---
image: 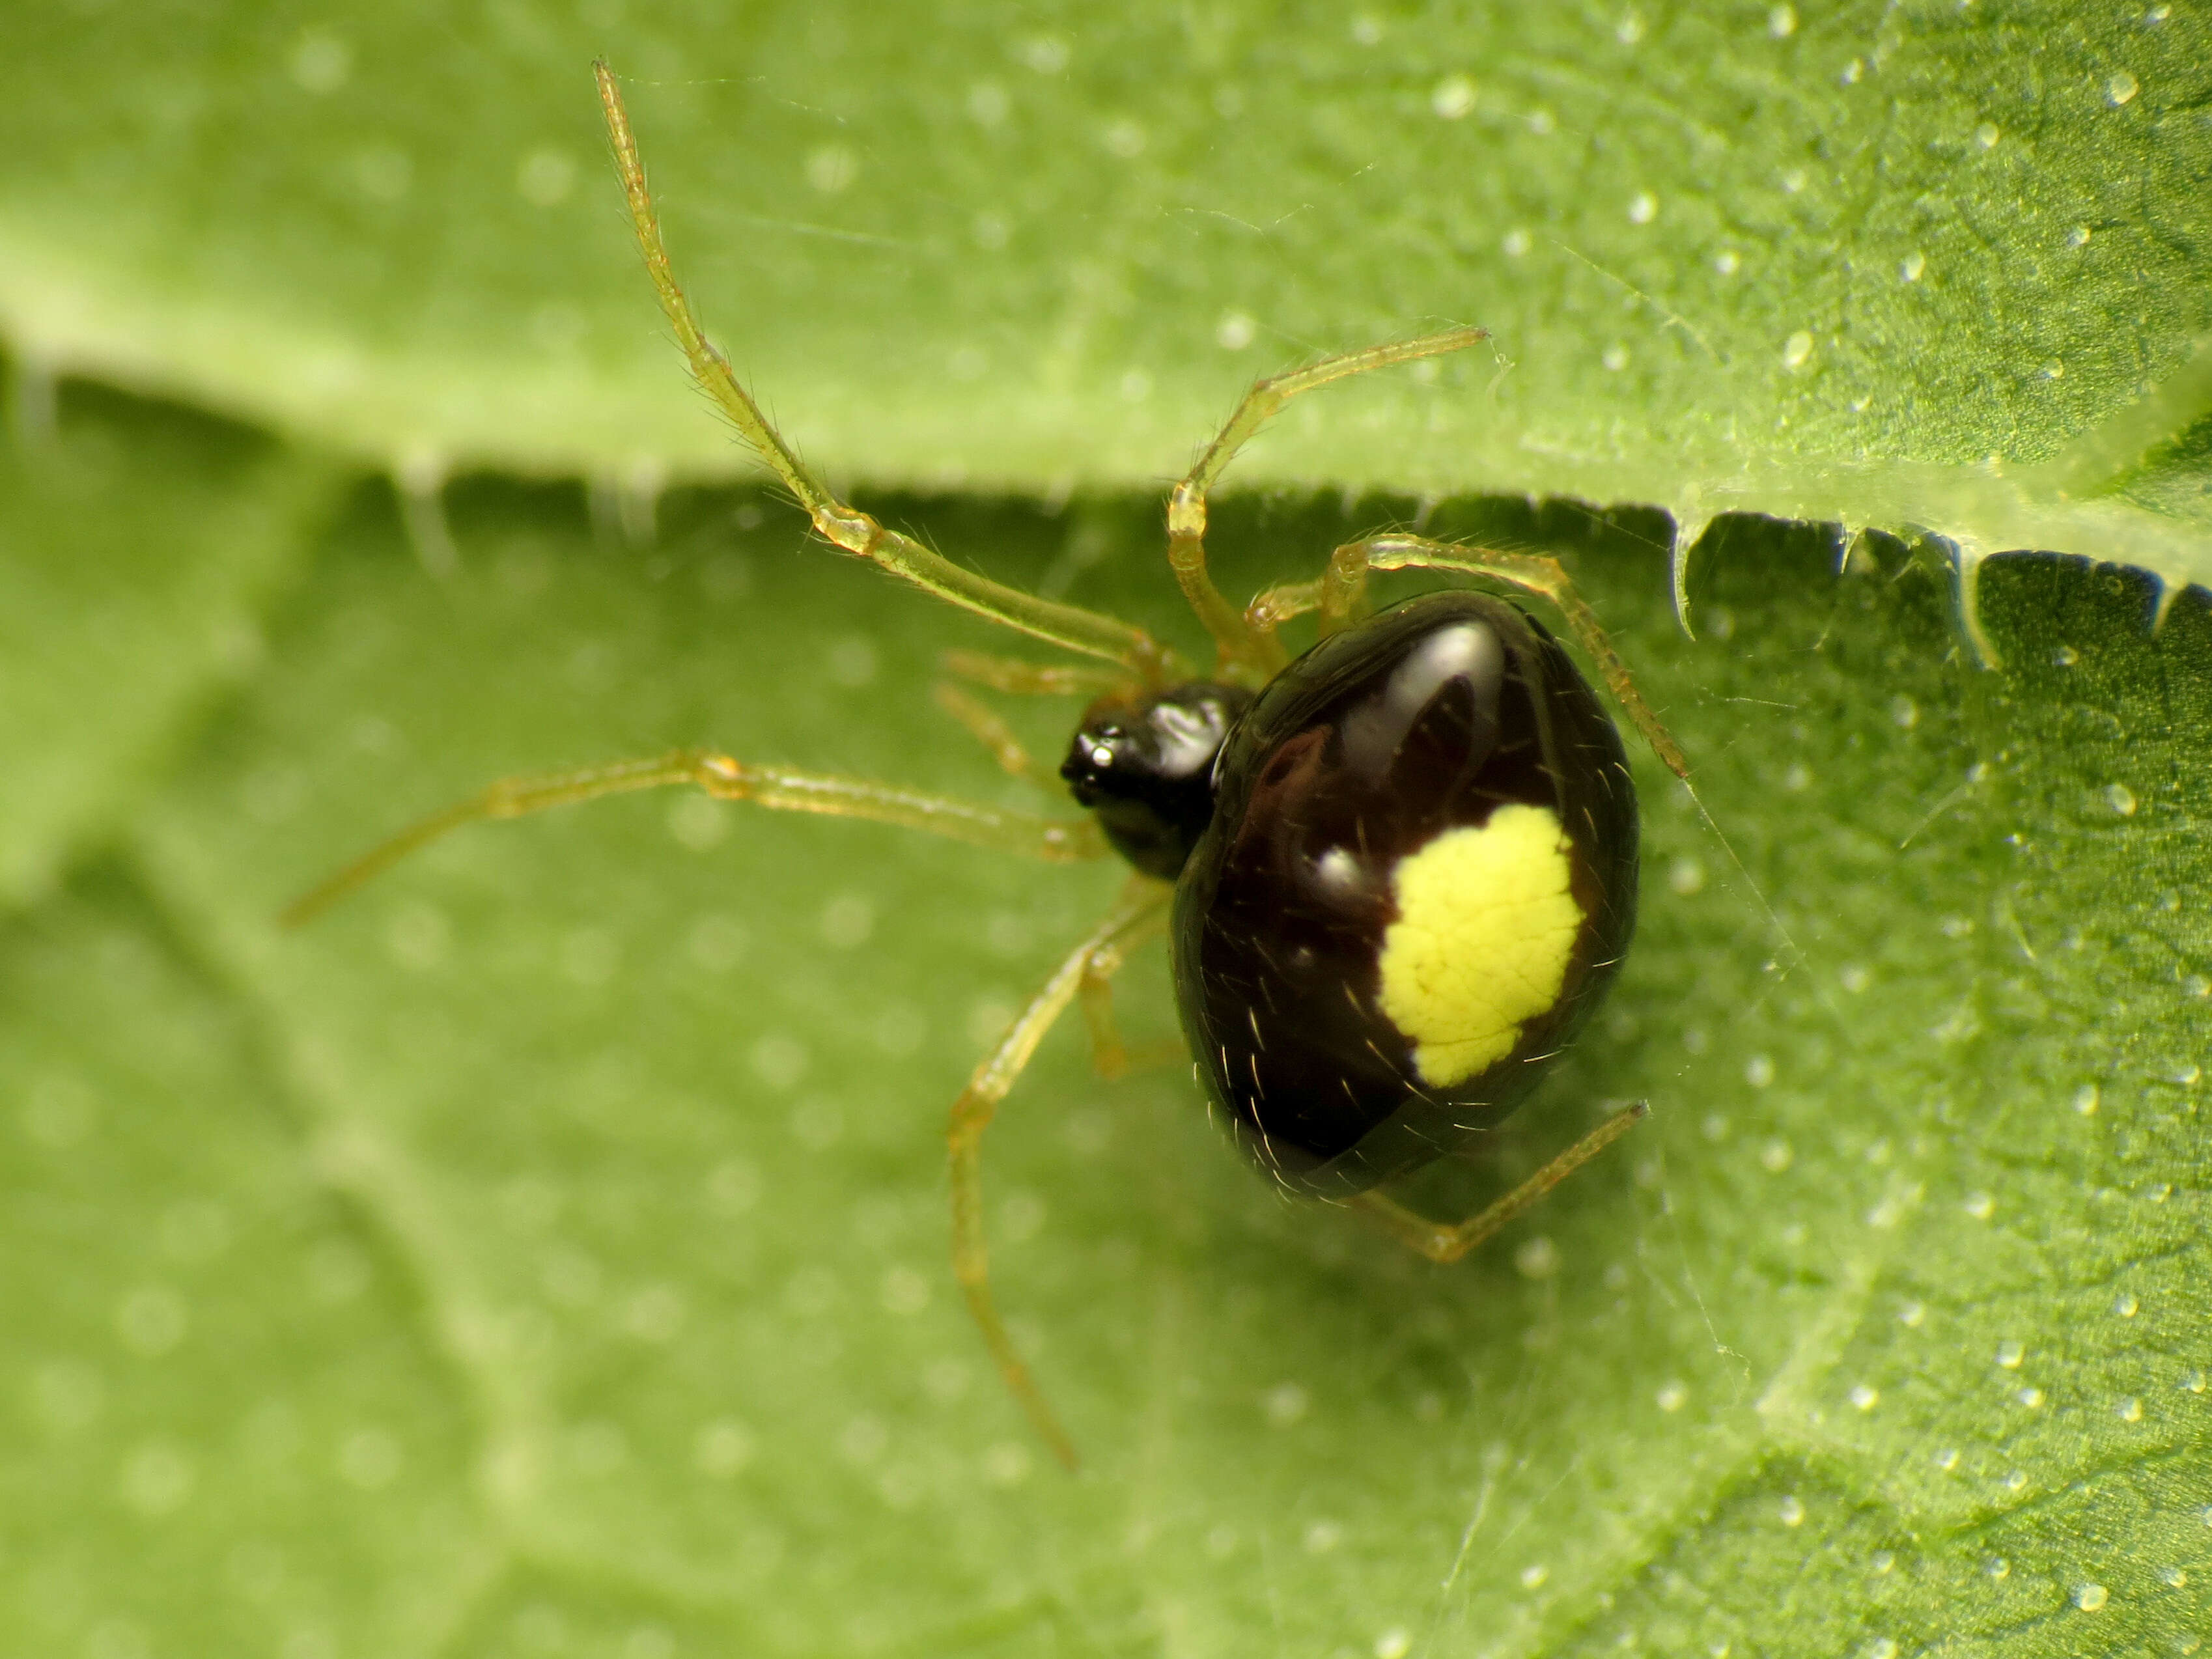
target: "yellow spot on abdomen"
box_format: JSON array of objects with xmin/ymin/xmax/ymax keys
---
[{"xmin": 1377, "ymin": 803, "xmax": 1582, "ymax": 1089}]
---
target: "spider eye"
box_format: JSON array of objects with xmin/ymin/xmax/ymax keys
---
[{"xmin": 1062, "ymin": 684, "xmax": 1252, "ymax": 881}]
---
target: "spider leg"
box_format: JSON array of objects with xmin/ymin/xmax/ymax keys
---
[
  {"xmin": 593, "ymin": 63, "xmax": 1183, "ymax": 687},
  {"xmin": 934, "ymin": 682, "xmax": 1039, "ymax": 781},
  {"xmin": 1348, "ymin": 1103, "xmax": 1647, "ymax": 1264},
  {"xmin": 281, "ymin": 749, "xmax": 1107, "ymax": 926},
  {"xmin": 948, "ymin": 880, "xmax": 1171, "ymax": 1467},
  {"xmin": 1311, "ymin": 535, "xmax": 1690, "ymax": 779},
  {"xmin": 1242, "ymin": 542, "xmax": 1383, "ymax": 652},
  {"xmin": 940, "ymin": 649, "xmax": 1138, "ymax": 701},
  {"xmin": 1241, "ymin": 577, "xmax": 1320, "ymax": 653},
  {"xmin": 1243, "ymin": 537, "xmax": 1379, "ymax": 648},
  {"xmin": 1164, "ymin": 328, "xmax": 1488, "ymax": 683},
  {"xmin": 1077, "ymin": 902, "xmax": 1177, "ymax": 1079}
]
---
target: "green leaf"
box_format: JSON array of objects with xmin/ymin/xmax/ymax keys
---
[
  {"xmin": 0, "ymin": 382, "xmax": 338, "ymax": 905},
  {"xmin": 2, "ymin": 5, "xmax": 2208, "ymax": 578},
  {"xmin": 1, "ymin": 869, "xmax": 484, "ymax": 1654},
  {"xmin": 72, "ymin": 465, "xmax": 2198, "ymax": 1655},
  {"xmin": 5, "ymin": 3, "xmax": 2210, "ymax": 1650}
]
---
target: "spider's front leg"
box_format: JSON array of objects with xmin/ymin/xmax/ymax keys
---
[
  {"xmin": 593, "ymin": 61, "xmax": 1184, "ymax": 688},
  {"xmin": 1163, "ymin": 329, "xmax": 1489, "ymax": 684}
]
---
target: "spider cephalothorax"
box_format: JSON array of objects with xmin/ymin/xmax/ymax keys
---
[{"xmin": 1058, "ymin": 682, "xmax": 1250, "ymax": 880}]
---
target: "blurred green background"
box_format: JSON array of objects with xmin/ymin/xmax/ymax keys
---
[{"xmin": 3, "ymin": 4, "xmax": 2211, "ymax": 1656}]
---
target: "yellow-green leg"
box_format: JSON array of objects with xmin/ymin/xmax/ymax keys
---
[
  {"xmin": 1077, "ymin": 904, "xmax": 1179, "ymax": 1080},
  {"xmin": 1255, "ymin": 534, "xmax": 1692, "ymax": 780},
  {"xmin": 282, "ymin": 749, "xmax": 1107, "ymax": 926},
  {"xmin": 938, "ymin": 650, "xmax": 1136, "ymax": 701},
  {"xmin": 1350, "ymin": 1102, "xmax": 1648, "ymax": 1264},
  {"xmin": 1164, "ymin": 328, "xmax": 1491, "ymax": 684},
  {"xmin": 947, "ymin": 881, "xmax": 1171, "ymax": 1467},
  {"xmin": 593, "ymin": 63, "xmax": 1184, "ymax": 688},
  {"xmin": 933, "ymin": 682, "xmax": 1041, "ymax": 782}
]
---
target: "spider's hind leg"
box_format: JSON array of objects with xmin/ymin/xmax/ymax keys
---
[{"xmin": 1349, "ymin": 1102, "xmax": 1647, "ymax": 1264}]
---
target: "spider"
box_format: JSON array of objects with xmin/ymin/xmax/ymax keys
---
[{"xmin": 285, "ymin": 61, "xmax": 1694, "ymax": 1470}]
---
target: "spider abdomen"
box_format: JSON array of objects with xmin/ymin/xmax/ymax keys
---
[{"xmin": 1170, "ymin": 591, "xmax": 1639, "ymax": 1199}]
